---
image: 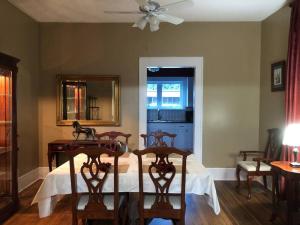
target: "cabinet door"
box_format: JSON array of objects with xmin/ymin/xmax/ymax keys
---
[
  {"xmin": 174, "ymin": 124, "xmax": 194, "ymax": 150},
  {"xmin": 0, "ymin": 69, "xmax": 13, "ymax": 211},
  {"xmin": 173, "ymin": 124, "xmax": 184, "ymax": 149},
  {"xmin": 185, "ymin": 124, "xmax": 194, "ymax": 150}
]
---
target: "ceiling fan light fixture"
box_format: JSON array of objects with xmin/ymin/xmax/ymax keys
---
[
  {"xmin": 150, "ymin": 22, "xmax": 160, "ymax": 32},
  {"xmin": 149, "ymin": 15, "xmax": 160, "ymax": 32},
  {"xmin": 149, "ymin": 15, "xmax": 159, "ymax": 25},
  {"xmin": 133, "ymin": 16, "xmax": 148, "ymax": 30}
]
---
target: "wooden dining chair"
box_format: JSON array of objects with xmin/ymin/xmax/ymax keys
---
[
  {"xmin": 140, "ymin": 130, "xmax": 177, "ymax": 148},
  {"xmin": 67, "ymin": 146, "xmax": 128, "ymax": 225},
  {"xmin": 95, "ymin": 131, "xmax": 132, "ymax": 151},
  {"xmin": 96, "ymin": 139, "xmax": 122, "ymax": 152},
  {"xmin": 236, "ymin": 128, "xmax": 283, "ymax": 199},
  {"xmin": 133, "ymin": 147, "xmax": 191, "ymax": 225}
]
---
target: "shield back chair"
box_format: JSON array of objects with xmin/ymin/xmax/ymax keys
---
[
  {"xmin": 67, "ymin": 146, "xmax": 128, "ymax": 225},
  {"xmin": 134, "ymin": 147, "xmax": 191, "ymax": 225},
  {"xmin": 140, "ymin": 130, "xmax": 177, "ymax": 148},
  {"xmin": 236, "ymin": 128, "xmax": 283, "ymax": 199},
  {"xmin": 95, "ymin": 131, "xmax": 131, "ymax": 151}
]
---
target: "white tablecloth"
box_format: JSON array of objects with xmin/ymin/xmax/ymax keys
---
[{"xmin": 32, "ymin": 153, "xmax": 220, "ymax": 218}]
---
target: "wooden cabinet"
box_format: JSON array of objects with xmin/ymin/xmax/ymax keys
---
[
  {"xmin": 147, "ymin": 123, "xmax": 194, "ymax": 151},
  {"xmin": 0, "ymin": 52, "xmax": 19, "ymax": 223}
]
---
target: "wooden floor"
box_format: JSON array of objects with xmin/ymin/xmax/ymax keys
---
[{"xmin": 2, "ymin": 180, "xmax": 286, "ymax": 225}]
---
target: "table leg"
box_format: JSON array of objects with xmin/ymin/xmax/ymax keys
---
[
  {"xmin": 48, "ymin": 152, "xmax": 53, "ymax": 172},
  {"xmin": 287, "ymin": 179, "xmax": 294, "ymax": 225},
  {"xmin": 55, "ymin": 153, "xmax": 59, "ymax": 168},
  {"xmin": 276, "ymin": 174, "xmax": 280, "ymax": 204},
  {"xmin": 271, "ymin": 172, "xmax": 278, "ymax": 221}
]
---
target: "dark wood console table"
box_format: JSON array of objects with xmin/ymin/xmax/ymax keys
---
[
  {"xmin": 271, "ymin": 161, "xmax": 300, "ymax": 225},
  {"xmin": 48, "ymin": 140, "xmax": 98, "ymax": 171}
]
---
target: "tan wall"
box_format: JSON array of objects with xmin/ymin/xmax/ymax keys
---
[
  {"xmin": 39, "ymin": 22, "xmax": 261, "ymax": 168},
  {"xmin": 0, "ymin": 1, "xmax": 291, "ymax": 172},
  {"xmin": 0, "ymin": 1, "xmax": 39, "ymax": 175},
  {"xmin": 259, "ymin": 7, "xmax": 291, "ymax": 148}
]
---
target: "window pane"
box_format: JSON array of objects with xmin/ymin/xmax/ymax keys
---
[
  {"xmin": 162, "ymin": 83, "xmax": 182, "ymax": 108},
  {"xmin": 147, "ymin": 84, "xmax": 157, "ymax": 108},
  {"xmin": 147, "ymin": 97, "xmax": 157, "ymax": 107},
  {"xmin": 162, "ymin": 83, "xmax": 180, "ymax": 93},
  {"xmin": 147, "ymin": 84, "xmax": 157, "ymax": 97}
]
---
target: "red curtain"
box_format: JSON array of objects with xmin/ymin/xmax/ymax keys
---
[{"xmin": 282, "ymin": 0, "xmax": 300, "ymax": 162}]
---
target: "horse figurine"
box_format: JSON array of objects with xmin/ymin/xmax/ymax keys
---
[{"xmin": 72, "ymin": 121, "xmax": 96, "ymax": 140}]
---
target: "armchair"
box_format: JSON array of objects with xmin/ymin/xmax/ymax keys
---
[{"xmin": 236, "ymin": 128, "xmax": 282, "ymax": 199}]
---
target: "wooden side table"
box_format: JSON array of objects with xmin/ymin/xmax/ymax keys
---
[
  {"xmin": 48, "ymin": 140, "xmax": 98, "ymax": 171},
  {"xmin": 271, "ymin": 161, "xmax": 300, "ymax": 225}
]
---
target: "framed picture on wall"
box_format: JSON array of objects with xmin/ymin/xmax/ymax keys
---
[{"xmin": 271, "ymin": 61, "xmax": 286, "ymax": 92}]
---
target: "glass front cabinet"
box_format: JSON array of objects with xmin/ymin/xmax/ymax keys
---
[{"xmin": 0, "ymin": 53, "xmax": 19, "ymax": 222}]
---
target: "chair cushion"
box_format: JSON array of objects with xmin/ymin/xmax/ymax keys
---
[
  {"xmin": 77, "ymin": 194, "xmax": 125, "ymax": 210},
  {"xmin": 238, "ymin": 161, "xmax": 271, "ymax": 172},
  {"xmin": 144, "ymin": 195, "xmax": 181, "ymax": 210}
]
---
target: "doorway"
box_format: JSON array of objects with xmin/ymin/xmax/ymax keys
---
[{"xmin": 139, "ymin": 57, "xmax": 203, "ymax": 162}]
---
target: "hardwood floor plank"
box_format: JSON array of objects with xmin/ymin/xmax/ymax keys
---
[{"xmin": 2, "ymin": 180, "xmax": 285, "ymax": 225}]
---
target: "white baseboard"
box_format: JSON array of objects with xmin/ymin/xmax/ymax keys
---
[
  {"xmin": 18, "ymin": 168, "xmax": 40, "ymax": 192},
  {"xmin": 18, "ymin": 167, "xmax": 54, "ymax": 192},
  {"xmin": 207, "ymin": 168, "xmax": 246, "ymax": 181},
  {"xmin": 207, "ymin": 168, "xmax": 272, "ymax": 190}
]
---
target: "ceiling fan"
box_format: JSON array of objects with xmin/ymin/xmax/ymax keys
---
[{"xmin": 104, "ymin": 0, "xmax": 189, "ymax": 32}]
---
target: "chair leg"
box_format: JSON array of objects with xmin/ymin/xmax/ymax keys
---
[
  {"xmin": 263, "ymin": 175, "xmax": 268, "ymax": 189},
  {"xmin": 174, "ymin": 219, "xmax": 185, "ymax": 225},
  {"xmin": 247, "ymin": 175, "xmax": 252, "ymax": 200},
  {"xmin": 180, "ymin": 219, "xmax": 185, "ymax": 225},
  {"xmin": 121, "ymin": 204, "xmax": 129, "ymax": 225},
  {"xmin": 114, "ymin": 213, "xmax": 119, "ymax": 225},
  {"xmin": 72, "ymin": 213, "xmax": 78, "ymax": 225},
  {"xmin": 136, "ymin": 200, "xmax": 144, "ymax": 225},
  {"xmin": 145, "ymin": 218, "xmax": 153, "ymax": 225},
  {"xmin": 236, "ymin": 165, "xmax": 241, "ymax": 190},
  {"xmin": 139, "ymin": 216, "xmax": 144, "ymax": 225}
]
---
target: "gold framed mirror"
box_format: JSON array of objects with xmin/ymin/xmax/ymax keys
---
[{"xmin": 56, "ymin": 75, "xmax": 120, "ymax": 126}]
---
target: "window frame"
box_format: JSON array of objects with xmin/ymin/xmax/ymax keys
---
[{"xmin": 147, "ymin": 78, "xmax": 187, "ymax": 110}]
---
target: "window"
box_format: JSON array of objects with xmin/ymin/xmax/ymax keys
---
[{"xmin": 147, "ymin": 80, "xmax": 185, "ymax": 109}]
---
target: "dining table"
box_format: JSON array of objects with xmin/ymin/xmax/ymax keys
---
[{"xmin": 32, "ymin": 152, "xmax": 221, "ymax": 220}]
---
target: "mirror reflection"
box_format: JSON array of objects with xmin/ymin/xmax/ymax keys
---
[{"xmin": 57, "ymin": 75, "xmax": 120, "ymax": 126}]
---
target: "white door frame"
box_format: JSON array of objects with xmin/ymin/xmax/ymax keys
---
[{"xmin": 139, "ymin": 57, "xmax": 204, "ymax": 163}]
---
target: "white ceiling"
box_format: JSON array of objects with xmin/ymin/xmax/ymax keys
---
[{"xmin": 8, "ymin": 0, "xmax": 288, "ymax": 23}]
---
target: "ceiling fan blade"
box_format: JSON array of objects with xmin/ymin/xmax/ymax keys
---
[
  {"xmin": 161, "ymin": 0, "xmax": 192, "ymax": 8},
  {"xmin": 104, "ymin": 10, "xmax": 142, "ymax": 14},
  {"xmin": 157, "ymin": 14, "xmax": 184, "ymax": 25}
]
